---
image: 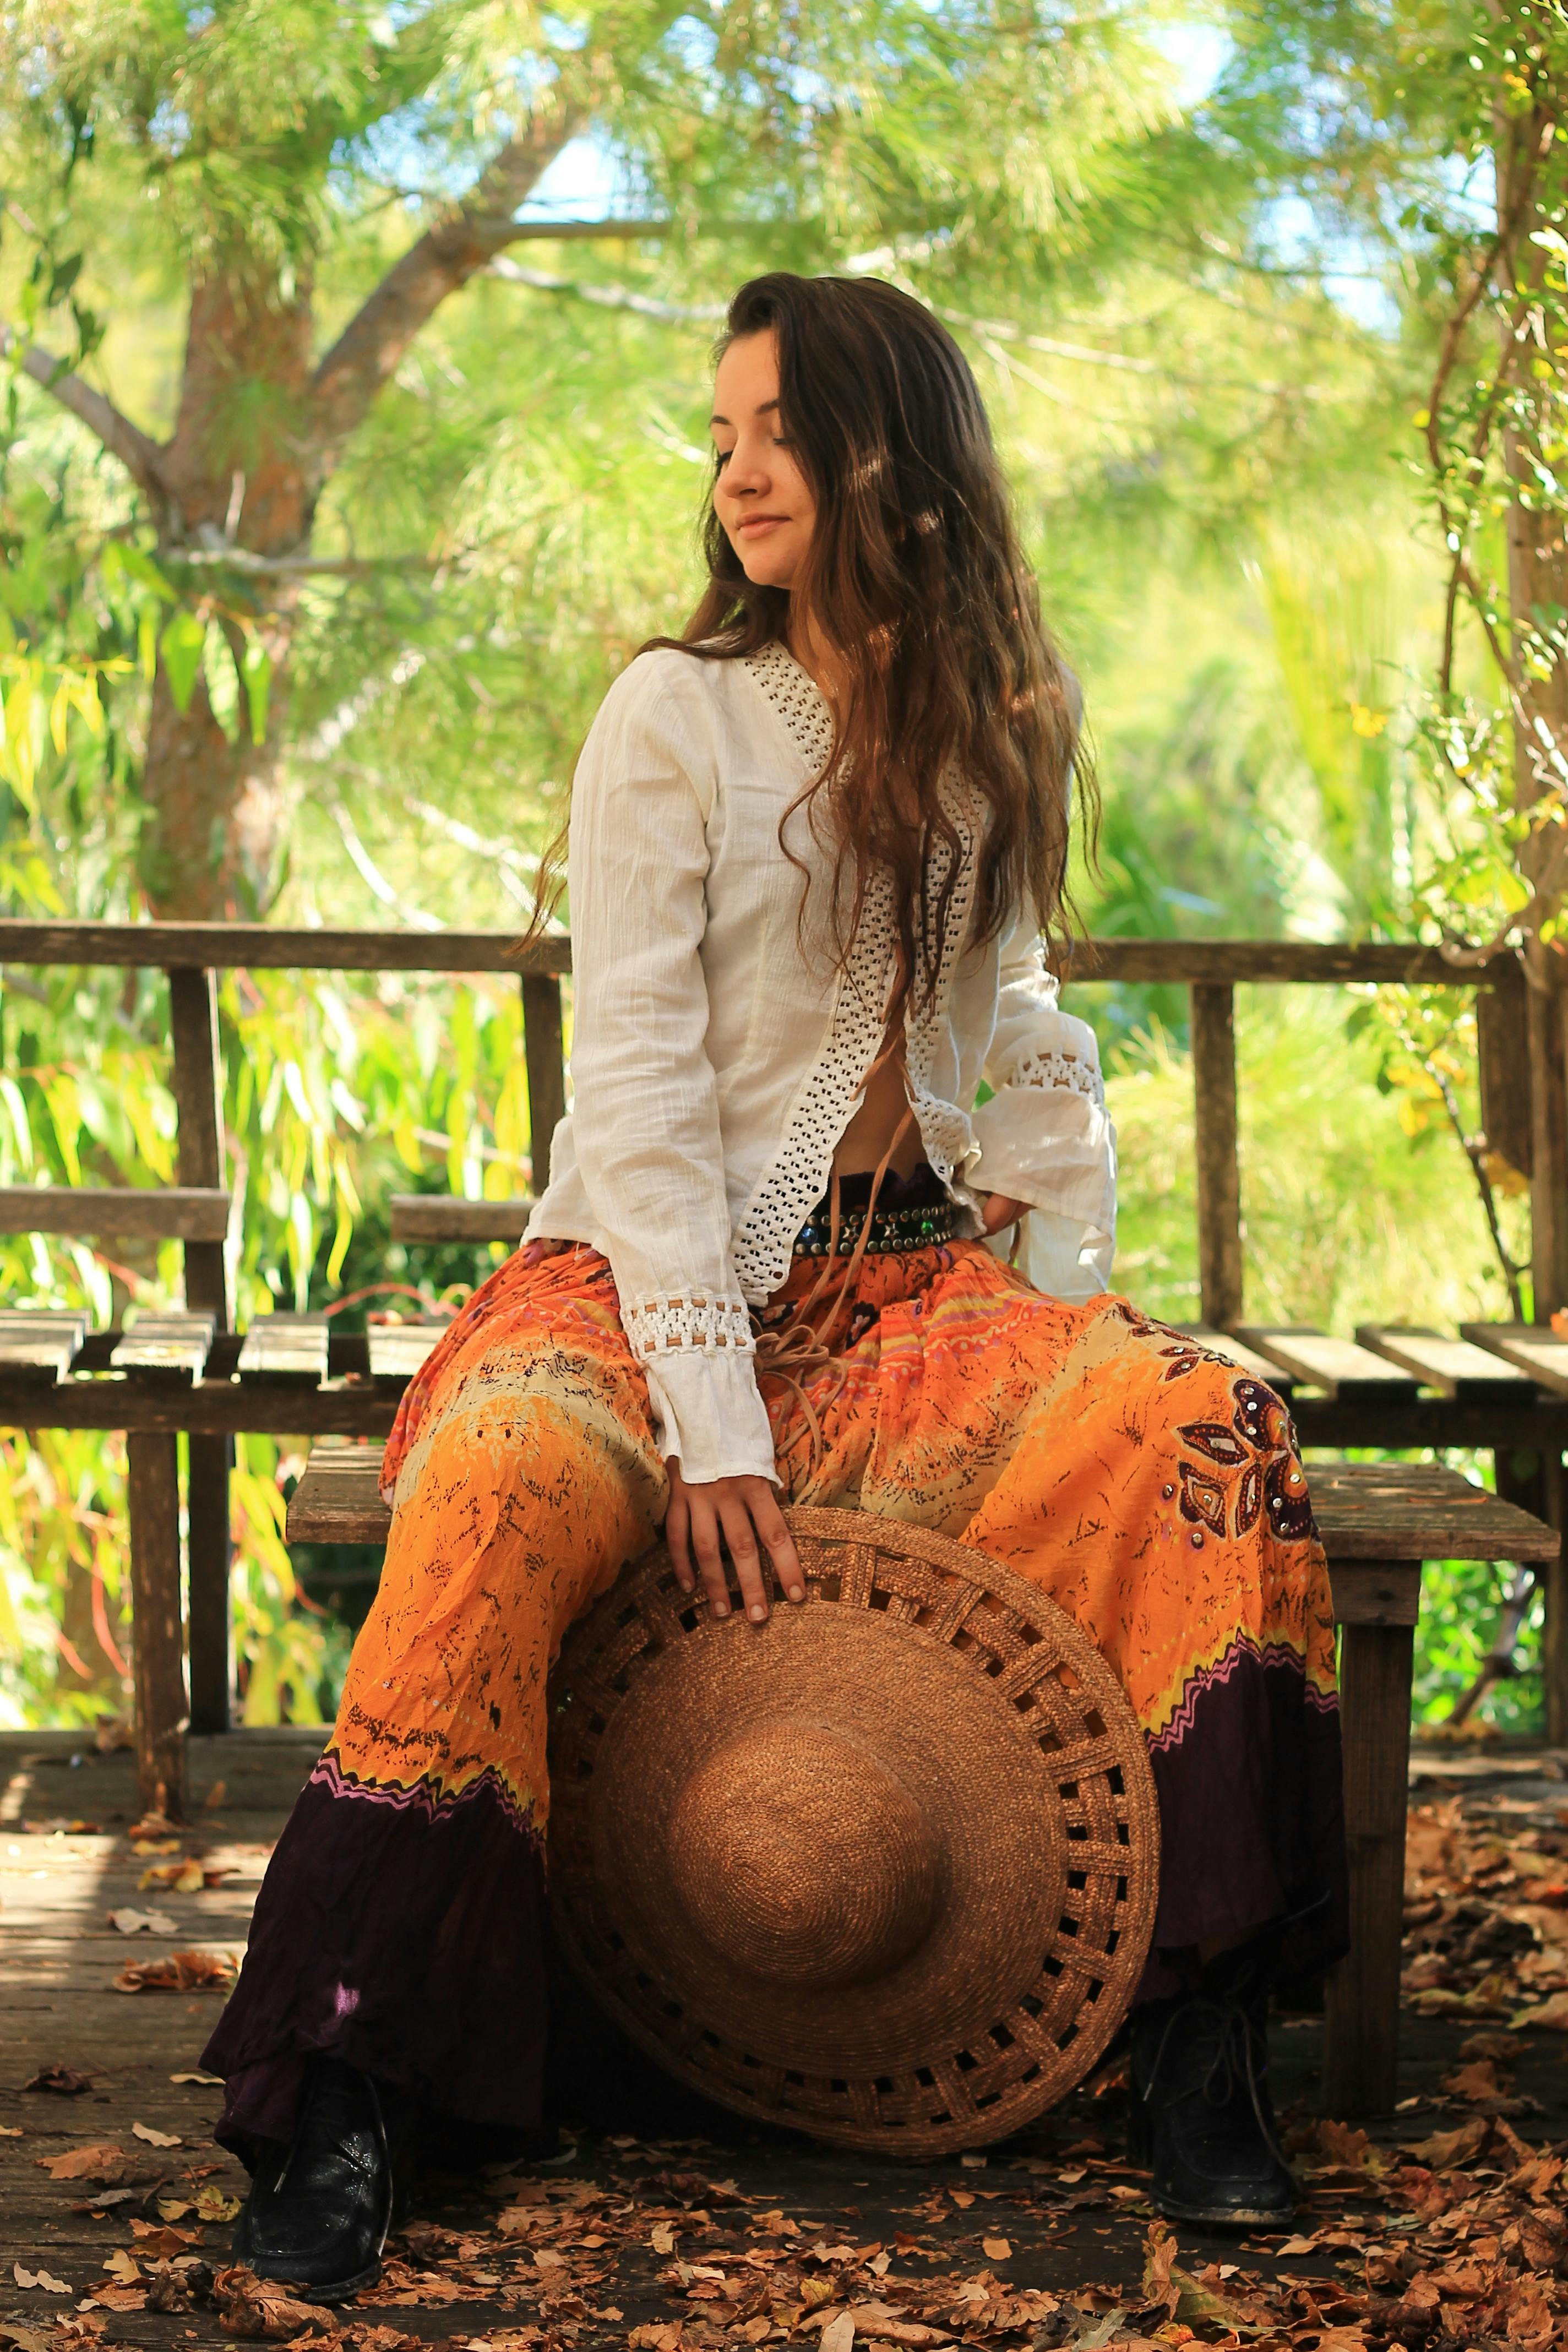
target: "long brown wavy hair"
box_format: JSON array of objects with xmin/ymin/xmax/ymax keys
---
[
  {"xmin": 660, "ymin": 272, "xmax": 1090, "ymax": 1013},
  {"xmin": 529, "ymin": 273, "xmax": 1091, "ymax": 1006}
]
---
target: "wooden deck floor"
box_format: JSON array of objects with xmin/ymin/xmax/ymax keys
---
[{"xmin": 4, "ymin": 1733, "xmax": 1568, "ymax": 2351}]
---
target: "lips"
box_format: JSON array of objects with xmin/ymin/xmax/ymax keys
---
[{"xmin": 736, "ymin": 514, "xmax": 790, "ymax": 533}]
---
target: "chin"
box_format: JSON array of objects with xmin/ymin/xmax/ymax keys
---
[{"xmin": 738, "ymin": 553, "xmax": 802, "ymax": 590}]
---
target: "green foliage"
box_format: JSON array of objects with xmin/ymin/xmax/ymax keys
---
[{"xmin": 0, "ymin": 0, "xmax": 1559, "ymax": 1732}]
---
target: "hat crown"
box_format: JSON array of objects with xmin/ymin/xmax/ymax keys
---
[{"xmin": 666, "ymin": 1722, "xmax": 941, "ymax": 1990}]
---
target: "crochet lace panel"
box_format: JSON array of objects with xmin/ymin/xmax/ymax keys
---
[
  {"xmin": 741, "ymin": 639, "xmax": 835, "ymax": 778},
  {"xmin": 621, "ymin": 1294, "xmax": 756, "ymax": 1360},
  {"xmin": 1011, "ymin": 1046, "xmax": 1106, "ymax": 1107},
  {"xmin": 734, "ymin": 645, "xmax": 901, "ymax": 1300},
  {"xmin": 732, "ymin": 644, "xmax": 986, "ymax": 1298}
]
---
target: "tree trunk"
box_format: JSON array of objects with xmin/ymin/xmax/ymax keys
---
[
  {"xmin": 1498, "ymin": 107, "xmax": 1568, "ymax": 1319},
  {"xmin": 137, "ymin": 259, "xmax": 315, "ymax": 920}
]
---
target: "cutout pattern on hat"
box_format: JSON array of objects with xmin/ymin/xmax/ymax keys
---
[{"xmin": 547, "ymin": 1506, "xmax": 1159, "ymax": 2157}]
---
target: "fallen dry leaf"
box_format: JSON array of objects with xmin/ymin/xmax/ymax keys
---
[
  {"xmin": 195, "ymin": 2185, "xmax": 243, "ymax": 2221},
  {"xmin": 112, "ymin": 1946, "xmax": 237, "ymax": 1994},
  {"xmin": 212, "ymin": 2262, "xmax": 335, "ymax": 2340},
  {"xmin": 80, "ymin": 2288, "xmax": 147, "ymax": 2316},
  {"xmin": 12, "ymin": 2268, "xmax": 69, "ymax": 2295},
  {"xmin": 101, "ymin": 2251, "xmax": 140, "ymax": 2285},
  {"xmin": 34, "ymin": 2143, "xmax": 124, "ymax": 2182},
  {"xmin": 205, "ymin": 1779, "xmax": 227, "ymax": 1808},
  {"xmin": 0, "ymin": 2323, "xmax": 52, "ymax": 2352},
  {"xmin": 128, "ymin": 2222, "xmax": 199, "ymax": 2255},
  {"xmin": 819, "ymin": 2314, "xmax": 855, "ymax": 2352},
  {"xmin": 108, "ymin": 1906, "xmax": 177, "ymax": 1934},
  {"xmin": 170, "ymin": 2068, "xmax": 223, "ymax": 2084},
  {"xmin": 21, "ymin": 2064, "xmax": 91, "ymax": 2095},
  {"xmin": 1512, "ymin": 1989, "xmax": 1568, "ymax": 2029},
  {"xmin": 132, "ymin": 2120, "xmax": 182, "ymax": 2147},
  {"xmin": 981, "ymin": 2239, "xmax": 1012, "ymax": 2262},
  {"xmin": 0, "ymin": 2125, "xmax": 20, "ymax": 2138},
  {"xmin": 650, "ymin": 2224, "xmax": 677, "ymax": 2255},
  {"xmin": 1404, "ymin": 2114, "xmax": 1491, "ymax": 2168}
]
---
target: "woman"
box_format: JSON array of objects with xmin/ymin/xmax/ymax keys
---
[{"xmin": 207, "ymin": 273, "xmax": 1345, "ymax": 2290}]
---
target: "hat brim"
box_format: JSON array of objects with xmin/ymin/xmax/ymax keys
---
[{"xmin": 548, "ymin": 1507, "xmax": 1159, "ymax": 2157}]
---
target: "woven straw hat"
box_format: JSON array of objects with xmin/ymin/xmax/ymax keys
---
[{"xmin": 548, "ymin": 1507, "xmax": 1159, "ymax": 2157}]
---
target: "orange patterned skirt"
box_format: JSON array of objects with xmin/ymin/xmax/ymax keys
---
[{"xmin": 206, "ymin": 1240, "xmax": 1344, "ymax": 2152}]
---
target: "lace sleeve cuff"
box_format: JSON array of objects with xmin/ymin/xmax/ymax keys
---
[
  {"xmin": 620, "ymin": 1293, "xmax": 755, "ymax": 1359},
  {"xmin": 640, "ymin": 1348, "xmax": 780, "ymax": 1487}
]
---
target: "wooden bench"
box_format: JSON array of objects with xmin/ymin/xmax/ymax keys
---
[{"xmin": 285, "ymin": 1444, "xmax": 1556, "ymax": 2120}]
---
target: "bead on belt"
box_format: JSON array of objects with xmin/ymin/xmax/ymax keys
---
[{"xmin": 792, "ymin": 1197, "xmax": 960, "ymax": 1258}]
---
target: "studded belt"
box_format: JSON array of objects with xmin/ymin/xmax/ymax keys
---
[{"xmin": 792, "ymin": 1195, "xmax": 960, "ymax": 1259}]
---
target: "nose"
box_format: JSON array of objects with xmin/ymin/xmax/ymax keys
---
[{"xmin": 721, "ymin": 436, "xmax": 771, "ymax": 497}]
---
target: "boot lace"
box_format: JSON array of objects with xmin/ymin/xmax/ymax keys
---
[{"xmin": 1146, "ymin": 1994, "xmax": 1288, "ymax": 2170}]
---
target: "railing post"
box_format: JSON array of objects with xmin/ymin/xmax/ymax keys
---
[
  {"xmin": 1526, "ymin": 945, "xmax": 1568, "ymax": 1320},
  {"xmin": 1190, "ymin": 982, "xmax": 1244, "ymax": 1327},
  {"xmin": 127, "ymin": 1429, "xmax": 188, "ymax": 1821},
  {"xmin": 522, "ymin": 973, "xmax": 567, "ymax": 1194},
  {"xmin": 168, "ymin": 967, "xmax": 232, "ymax": 1736}
]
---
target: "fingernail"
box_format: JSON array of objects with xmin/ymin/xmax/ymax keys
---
[
  {"xmin": 712, "ymin": 1600, "xmax": 730, "ymax": 1617},
  {"xmin": 750, "ymin": 1603, "xmax": 767, "ymax": 1622},
  {"xmin": 788, "ymin": 1587, "xmax": 805, "ymax": 1603}
]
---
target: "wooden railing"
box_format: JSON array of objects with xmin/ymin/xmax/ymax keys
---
[
  {"xmin": 0, "ymin": 918, "xmax": 1492, "ymax": 1323},
  {"xmin": 0, "ymin": 919, "xmax": 1545, "ymax": 1787}
]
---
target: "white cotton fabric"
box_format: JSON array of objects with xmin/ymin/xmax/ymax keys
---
[{"xmin": 526, "ymin": 640, "xmax": 1118, "ymax": 1485}]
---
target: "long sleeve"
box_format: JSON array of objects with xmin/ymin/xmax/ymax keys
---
[
  {"xmin": 971, "ymin": 903, "xmax": 1118, "ymax": 1302},
  {"xmin": 564, "ymin": 656, "xmax": 777, "ymax": 1485}
]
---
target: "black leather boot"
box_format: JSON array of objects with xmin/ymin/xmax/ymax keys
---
[
  {"xmin": 232, "ymin": 2058, "xmax": 412, "ymax": 2300},
  {"xmin": 1129, "ymin": 1975, "xmax": 1295, "ymax": 2227}
]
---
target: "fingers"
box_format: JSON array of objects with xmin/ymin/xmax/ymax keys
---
[
  {"xmin": 748, "ymin": 1483, "xmax": 805, "ymax": 1604},
  {"xmin": 687, "ymin": 1490, "xmax": 735, "ymax": 1620},
  {"xmin": 718, "ymin": 1491, "xmax": 771, "ymax": 1623},
  {"xmin": 664, "ymin": 1476, "xmax": 805, "ymax": 1623},
  {"xmin": 666, "ymin": 1476, "xmax": 694, "ymax": 1592}
]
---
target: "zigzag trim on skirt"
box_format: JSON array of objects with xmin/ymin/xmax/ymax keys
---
[
  {"xmin": 307, "ymin": 1750, "xmax": 542, "ymax": 1845},
  {"xmin": 1148, "ymin": 1632, "xmax": 1341, "ymax": 1755}
]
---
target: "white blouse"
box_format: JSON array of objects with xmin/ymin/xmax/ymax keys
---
[{"xmin": 525, "ymin": 640, "xmax": 1118, "ymax": 1485}]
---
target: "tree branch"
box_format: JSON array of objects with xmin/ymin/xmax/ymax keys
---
[
  {"xmin": 309, "ymin": 89, "xmax": 589, "ymax": 460},
  {"xmin": 1, "ymin": 326, "xmax": 166, "ymax": 506}
]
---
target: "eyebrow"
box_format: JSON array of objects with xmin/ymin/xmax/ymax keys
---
[{"xmin": 709, "ymin": 398, "xmax": 780, "ymax": 427}]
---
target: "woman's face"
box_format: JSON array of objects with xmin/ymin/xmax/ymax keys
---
[{"xmin": 710, "ymin": 330, "xmax": 816, "ymax": 591}]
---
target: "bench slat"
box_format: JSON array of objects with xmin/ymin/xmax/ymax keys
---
[
  {"xmin": 1308, "ymin": 1460, "xmax": 1558, "ymax": 1562},
  {"xmin": 282, "ymin": 1448, "xmax": 1559, "ymax": 1571},
  {"xmin": 389, "ymin": 1196, "xmax": 536, "ymax": 1245},
  {"xmin": 236, "ymin": 1314, "xmax": 331, "ymax": 1383},
  {"xmin": 0, "ymin": 1310, "xmax": 89, "ymax": 1383},
  {"xmin": 1233, "ymin": 1325, "xmax": 1420, "ymax": 1402},
  {"xmin": 109, "ymin": 1314, "xmax": 217, "ymax": 1382},
  {"xmin": 1355, "ymin": 1324, "xmax": 1534, "ymax": 1402},
  {"xmin": 367, "ymin": 1322, "xmax": 449, "ymax": 1385},
  {"xmin": 1462, "ymin": 1322, "xmax": 1568, "ymax": 1398},
  {"xmin": 0, "ymin": 1186, "xmax": 232, "ymax": 1241},
  {"xmin": 1177, "ymin": 1325, "xmax": 1297, "ymax": 1395},
  {"xmin": 287, "ymin": 1443, "xmax": 391, "ymax": 1543}
]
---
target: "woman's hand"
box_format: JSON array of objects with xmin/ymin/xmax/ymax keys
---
[
  {"xmin": 520, "ymin": 1238, "xmax": 569, "ymax": 1268},
  {"xmin": 666, "ymin": 1462, "xmax": 805, "ymax": 1623},
  {"xmin": 979, "ymin": 1191, "xmax": 1030, "ymax": 1235}
]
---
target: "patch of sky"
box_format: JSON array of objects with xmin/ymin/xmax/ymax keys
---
[
  {"xmin": 1146, "ymin": 18, "xmax": 1231, "ymax": 109},
  {"xmin": 516, "ymin": 126, "xmax": 641, "ymax": 224},
  {"xmin": 1259, "ymin": 193, "xmax": 1401, "ymax": 335},
  {"xmin": 148, "ymin": 99, "xmax": 192, "ymax": 157}
]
